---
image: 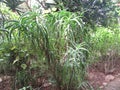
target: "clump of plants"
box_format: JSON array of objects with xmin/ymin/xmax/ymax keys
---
[
  {"xmin": 0, "ymin": 10, "xmax": 89, "ymax": 90},
  {"xmin": 0, "ymin": 0, "xmax": 119, "ymax": 90},
  {"xmin": 89, "ymin": 26, "xmax": 120, "ymax": 74}
]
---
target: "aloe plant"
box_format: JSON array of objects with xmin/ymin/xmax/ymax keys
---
[{"xmin": 0, "ymin": 10, "xmax": 89, "ymax": 89}]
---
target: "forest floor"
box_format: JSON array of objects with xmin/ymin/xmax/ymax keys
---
[
  {"xmin": 104, "ymin": 76, "xmax": 120, "ymax": 90},
  {"xmin": 0, "ymin": 76, "xmax": 12, "ymax": 90},
  {"xmin": 0, "ymin": 59, "xmax": 120, "ymax": 90},
  {"xmin": 88, "ymin": 58, "xmax": 120, "ymax": 90}
]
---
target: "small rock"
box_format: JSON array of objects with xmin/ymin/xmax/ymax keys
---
[
  {"xmin": 0, "ymin": 78, "xmax": 2, "ymax": 82},
  {"xmin": 103, "ymin": 82, "xmax": 107, "ymax": 86},
  {"xmin": 99, "ymin": 86, "xmax": 104, "ymax": 89},
  {"xmin": 105, "ymin": 75, "xmax": 115, "ymax": 82},
  {"xmin": 43, "ymin": 83, "xmax": 52, "ymax": 87},
  {"xmin": 88, "ymin": 73, "xmax": 95, "ymax": 79},
  {"xmin": 3, "ymin": 76, "xmax": 11, "ymax": 80},
  {"xmin": 115, "ymin": 73, "xmax": 120, "ymax": 77}
]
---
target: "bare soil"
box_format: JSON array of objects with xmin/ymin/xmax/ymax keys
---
[
  {"xmin": 1, "ymin": 59, "xmax": 120, "ymax": 90},
  {"xmin": 104, "ymin": 77, "xmax": 120, "ymax": 90},
  {"xmin": 88, "ymin": 58, "xmax": 120, "ymax": 90},
  {"xmin": 0, "ymin": 76, "xmax": 12, "ymax": 90}
]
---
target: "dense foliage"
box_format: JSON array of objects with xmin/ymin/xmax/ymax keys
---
[
  {"xmin": 0, "ymin": 0, "xmax": 120, "ymax": 90},
  {"xmin": 54, "ymin": 0, "xmax": 119, "ymax": 26}
]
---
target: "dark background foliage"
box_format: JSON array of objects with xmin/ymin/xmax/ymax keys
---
[{"xmin": 54, "ymin": 0, "xmax": 119, "ymax": 26}]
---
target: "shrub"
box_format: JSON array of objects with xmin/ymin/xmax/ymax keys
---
[
  {"xmin": 0, "ymin": 10, "xmax": 89, "ymax": 89},
  {"xmin": 89, "ymin": 26, "xmax": 120, "ymax": 73}
]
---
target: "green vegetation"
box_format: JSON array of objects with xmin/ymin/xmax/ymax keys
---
[{"xmin": 0, "ymin": 0, "xmax": 120, "ymax": 90}]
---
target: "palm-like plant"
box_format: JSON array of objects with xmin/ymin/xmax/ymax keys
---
[{"xmin": 0, "ymin": 10, "xmax": 89, "ymax": 89}]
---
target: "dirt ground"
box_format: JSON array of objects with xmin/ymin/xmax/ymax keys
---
[
  {"xmin": 104, "ymin": 77, "xmax": 120, "ymax": 90},
  {"xmin": 88, "ymin": 58, "xmax": 120, "ymax": 90},
  {"xmin": 0, "ymin": 59, "xmax": 120, "ymax": 90},
  {"xmin": 0, "ymin": 76, "xmax": 12, "ymax": 90}
]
